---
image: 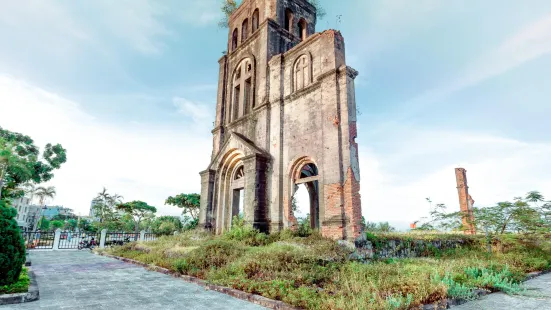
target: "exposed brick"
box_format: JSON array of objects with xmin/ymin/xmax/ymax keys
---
[{"xmin": 199, "ymin": 0, "xmax": 362, "ymax": 240}]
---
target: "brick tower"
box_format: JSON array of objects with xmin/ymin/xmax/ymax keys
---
[
  {"xmin": 455, "ymin": 168, "xmax": 476, "ymax": 234},
  {"xmin": 198, "ymin": 0, "xmax": 362, "ymax": 240}
]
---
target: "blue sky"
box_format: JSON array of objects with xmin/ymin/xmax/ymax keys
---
[{"xmin": 1, "ymin": 0, "xmax": 550, "ymax": 229}]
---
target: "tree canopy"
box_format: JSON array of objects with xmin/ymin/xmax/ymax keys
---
[
  {"xmin": 0, "ymin": 127, "xmax": 67, "ymax": 199},
  {"xmin": 414, "ymin": 191, "xmax": 551, "ymax": 235},
  {"xmin": 165, "ymin": 193, "xmax": 200, "ymax": 220},
  {"xmin": 116, "ymin": 200, "xmax": 157, "ymax": 236}
]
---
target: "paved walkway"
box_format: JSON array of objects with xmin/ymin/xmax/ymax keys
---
[
  {"xmin": 455, "ymin": 272, "xmax": 551, "ymax": 309},
  {"xmin": 0, "ymin": 251, "xmax": 264, "ymax": 310}
]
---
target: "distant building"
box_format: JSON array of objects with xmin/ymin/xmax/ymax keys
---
[
  {"xmin": 11, "ymin": 197, "xmax": 41, "ymax": 231},
  {"xmin": 42, "ymin": 206, "xmax": 74, "ymax": 220}
]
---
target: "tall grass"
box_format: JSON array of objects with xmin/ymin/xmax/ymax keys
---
[{"xmin": 103, "ymin": 229, "xmax": 551, "ymax": 310}]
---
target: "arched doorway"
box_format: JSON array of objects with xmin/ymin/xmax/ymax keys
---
[
  {"xmin": 292, "ymin": 162, "xmax": 320, "ymax": 229},
  {"xmin": 230, "ymin": 165, "xmax": 245, "ymax": 225}
]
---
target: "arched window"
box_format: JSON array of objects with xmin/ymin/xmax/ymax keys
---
[
  {"xmin": 285, "ymin": 9, "xmax": 293, "ymax": 33},
  {"xmin": 252, "ymin": 9, "xmax": 259, "ymax": 32},
  {"xmin": 230, "ymin": 58, "xmax": 254, "ymax": 122},
  {"xmin": 242, "ymin": 19, "xmax": 249, "ymax": 42},
  {"xmin": 298, "ymin": 18, "xmax": 307, "ymax": 40},
  {"xmin": 232, "ymin": 28, "xmax": 238, "ymax": 51},
  {"xmin": 294, "ymin": 55, "xmax": 310, "ymax": 91}
]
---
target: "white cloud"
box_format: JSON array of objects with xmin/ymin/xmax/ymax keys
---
[
  {"xmin": 373, "ymin": 12, "xmax": 551, "ymax": 134},
  {"xmin": 360, "ymin": 129, "xmax": 551, "ymax": 231},
  {"xmin": 0, "ymin": 0, "xmax": 221, "ymax": 58},
  {"xmin": 0, "ymin": 75, "xmax": 212, "ymax": 216},
  {"xmin": 173, "ymin": 97, "xmax": 213, "ymax": 124}
]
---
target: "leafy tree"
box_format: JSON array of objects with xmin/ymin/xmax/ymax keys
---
[
  {"xmin": 0, "ymin": 127, "xmax": 67, "ymax": 200},
  {"xmin": 165, "ymin": 193, "xmax": 200, "ymax": 220},
  {"xmin": 116, "ymin": 201, "xmax": 157, "ymax": 238},
  {"xmin": 364, "ymin": 221, "xmax": 397, "ymax": 233},
  {"xmin": 0, "ymin": 199, "xmax": 26, "ymax": 286},
  {"xmin": 51, "ymin": 220, "xmax": 64, "ymax": 230},
  {"xmin": 77, "ymin": 218, "xmax": 92, "ymax": 231},
  {"xmin": 65, "ymin": 219, "xmax": 78, "ymax": 231},
  {"xmin": 416, "ymin": 191, "xmax": 551, "ymax": 235},
  {"xmin": 182, "ymin": 215, "xmax": 199, "ymax": 231},
  {"xmin": 39, "ymin": 217, "xmax": 50, "ymax": 231},
  {"xmin": 151, "ymin": 216, "xmax": 183, "ymax": 235}
]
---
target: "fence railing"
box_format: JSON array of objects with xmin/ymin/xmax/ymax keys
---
[
  {"xmin": 21, "ymin": 231, "xmax": 55, "ymax": 249},
  {"xmin": 58, "ymin": 232, "xmax": 99, "ymax": 249},
  {"xmin": 23, "ymin": 229, "xmax": 159, "ymax": 250},
  {"xmin": 142, "ymin": 233, "xmax": 157, "ymax": 241}
]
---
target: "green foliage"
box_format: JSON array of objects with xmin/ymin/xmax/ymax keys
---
[
  {"xmin": 106, "ymin": 228, "xmax": 551, "ymax": 310},
  {"xmin": 0, "ymin": 199, "xmax": 26, "ymax": 286},
  {"xmin": 296, "ymin": 215, "xmax": 313, "ymax": 237},
  {"xmin": 116, "ymin": 200, "xmax": 157, "ymax": 234},
  {"xmin": 38, "ymin": 216, "xmax": 50, "ymax": 231},
  {"xmin": 364, "ymin": 221, "xmax": 396, "ymax": 233},
  {"xmin": 77, "ymin": 218, "xmax": 92, "ymax": 231},
  {"xmin": 416, "ymin": 191, "xmax": 551, "ymax": 235},
  {"xmin": 165, "ymin": 193, "xmax": 200, "ymax": 220},
  {"xmin": 51, "ymin": 220, "xmax": 64, "ymax": 230},
  {"xmin": 0, "ymin": 127, "xmax": 67, "ymax": 200},
  {"xmin": 0, "ymin": 267, "xmax": 29, "ymax": 294},
  {"xmin": 222, "ymin": 215, "xmax": 268, "ymax": 246},
  {"xmin": 33, "ymin": 186, "xmax": 56, "ymax": 206},
  {"xmin": 65, "ymin": 219, "xmax": 77, "ymax": 230},
  {"xmin": 217, "ymin": 0, "xmax": 325, "ymax": 29},
  {"xmin": 150, "ymin": 216, "xmax": 183, "ymax": 235},
  {"xmin": 182, "ymin": 216, "xmax": 199, "ymax": 231},
  {"xmin": 92, "ymin": 188, "xmax": 124, "ymax": 224}
]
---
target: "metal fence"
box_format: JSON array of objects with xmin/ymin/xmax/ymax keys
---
[
  {"xmin": 21, "ymin": 231, "xmax": 55, "ymax": 249},
  {"xmin": 58, "ymin": 232, "xmax": 99, "ymax": 249},
  {"xmin": 105, "ymin": 232, "xmax": 139, "ymax": 247},
  {"xmin": 20, "ymin": 230, "xmax": 159, "ymax": 250},
  {"xmin": 143, "ymin": 233, "xmax": 157, "ymax": 241}
]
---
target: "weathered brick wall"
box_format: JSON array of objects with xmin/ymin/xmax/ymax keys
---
[{"xmin": 353, "ymin": 237, "xmax": 476, "ymax": 260}]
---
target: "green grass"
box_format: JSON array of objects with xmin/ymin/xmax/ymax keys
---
[
  {"xmin": 101, "ymin": 229, "xmax": 551, "ymax": 310},
  {"xmin": 0, "ymin": 268, "xmax": 30, "ymax": 295}
]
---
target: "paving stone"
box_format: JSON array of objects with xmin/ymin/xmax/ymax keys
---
[
  {"xmin": 454, "ymin": 272, "xmax": 551, "ymax": 310},
  {"xmin": 0, "ymin": 251, "xmax": 265, "ymax": 310}
]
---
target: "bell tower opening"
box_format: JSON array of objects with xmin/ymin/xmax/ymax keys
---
[{"xmin": 293, "ymin": 163, "xmax": 320, "ymax": 230}]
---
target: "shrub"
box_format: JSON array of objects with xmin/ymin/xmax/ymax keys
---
[
  {"xmin": 0, "ymin": 200, "xmax": 26, "ymax": 286},
  {"xmin": 0, "ymin": 267, "xmax": 30, "ymax": 294}
]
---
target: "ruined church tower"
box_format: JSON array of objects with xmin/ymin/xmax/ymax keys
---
[{"xmin": 198, "ymin": 0, "xmax": 362, "ymax": 240}]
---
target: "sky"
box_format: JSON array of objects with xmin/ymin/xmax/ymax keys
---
[{"xmin": 1, "ymin": 0, "xmax": 550, "ymax": 230}]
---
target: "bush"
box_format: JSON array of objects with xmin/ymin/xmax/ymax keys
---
[
  {"xmin": 0, "ymin": 199, "xmax": 26, "ymax": 286},
  {"xmin": 0, "ymin": 267, "xmax": 30, "ymax": 294}
]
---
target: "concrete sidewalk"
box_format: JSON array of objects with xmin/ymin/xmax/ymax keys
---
[
  {"xmin": 454, "ymin": 272, "xmax": 551, "ymax": 309},
  {"xmin": 0, "ymin": 251, "xmax": 265, "ymax": 310}
]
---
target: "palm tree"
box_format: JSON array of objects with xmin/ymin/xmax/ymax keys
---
[
  {"xmin": 35, "ymin": 186, "xmax": 57, "ymax": 206},
  {"xmin": 525, "ymin": 191, "xmax": 544, "ymax": 207}
]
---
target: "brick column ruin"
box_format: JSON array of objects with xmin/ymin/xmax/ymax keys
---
[{"xmin": 455, "ymin": 168, "xmax": 476, "ymax": 235}]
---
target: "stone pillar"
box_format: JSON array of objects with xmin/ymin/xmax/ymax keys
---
[
  {"xmin": 242, "ymin": 154, "xmax": 269, "ymax": 233},
  {"xmin": 140, "ymin": 230, "xmax": 146, "ymax": 241},
  {"xmin": 53, "ymin": 229, "xmax": 62, "ymax": 250},
  {"xmin": 455, "ymin": 168, "xmax": 476, "ymax": 235},
  {"xmin": 100, "ymin": 229, "xmax": 107, "ymax": 248},
  {"xmin": 199, "ymin": 169, "xmax": 216, "ymax": 231}
]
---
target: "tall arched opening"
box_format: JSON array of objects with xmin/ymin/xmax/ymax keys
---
[{"xmin": 291, "ymin": 160, "xmax": 320, "ymax": 230}]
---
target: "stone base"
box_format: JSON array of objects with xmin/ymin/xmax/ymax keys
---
[{"xmin": 0, "ymin": 270, "xmax": 39, "ymax": 305}]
